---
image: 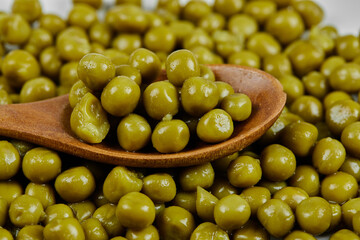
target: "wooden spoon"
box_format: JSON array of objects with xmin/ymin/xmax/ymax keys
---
[{"xmin": 0, "ymin": 65, "xmax": 286, "ymax": 167}]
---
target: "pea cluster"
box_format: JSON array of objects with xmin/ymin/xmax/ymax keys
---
[
  {"xmin": 1, "ymin": 0, "xmax": 360, "ymax": 239},
  {"xmin": 70, "ymin": 49, "xmax": 252, "ymax": 153}
]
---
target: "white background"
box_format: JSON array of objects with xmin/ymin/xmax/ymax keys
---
[{"xmin": 0, "ymin": 1, "xmax": 358, "ymax": 239}]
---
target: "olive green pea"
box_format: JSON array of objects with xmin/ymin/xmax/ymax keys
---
[
  {"xmin": 117, "ymin": 114, "xmax": 151, "ymax": 152},
  {"xmin": 9, "ymin": 195, "xmax": 45, "ymax": 227},
  {"xmin": 116, "ymin": 192, "xmax": 155, "ymax": 229},
  {"xmin": 166, "ymin": 49, "xmax": 200, "ymax": 87},
  {"xmin": 103, "ymin": 166, "xmax": 143, "ymax": 204},
  {"xmin": 156, "ymin": 206, "xmax": 196, "ymax": 240},
  {"xmin": 101, "ymin": 76, "xmax": 140, "ymax": 117},
  {"xmin": 197, "ymin": 109, "xmax": 234, "ymax": 143},
  {"xmin": 78, "ymin": 53, "xmax": 115, "ymax": 91},
  {"xmin": 221, "ymin": 93, "xmax": 252, "ymax": 121},
  {"xmin": 143, "ymin": 81, "xmax": 179, "ymax": 120},
  {"xmin": 214, "ymin": 194, "xmax": 251, "ymax": 231},
  {"xmin": 55, "ymin": 166, "xmax": 95, "ymax": 203},
  {"xmin": 0, "ymin": 141, "xmax": 20, "ymax": 181},
  {"xmin": 190, "ymin": 222, "xmax": 229, "ymax": 240},
  {"xmin": 152, "ymin": 119, "xmax": 190, "ymax": 153}
]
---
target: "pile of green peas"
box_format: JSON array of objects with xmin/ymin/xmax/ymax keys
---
[
  {"xmin": 1, "ymin": 0, "xmax": 360, "ymax": 239},
  {"xmin": 69, "ymin": 48, "xmax": 252, "ymax": 153}
]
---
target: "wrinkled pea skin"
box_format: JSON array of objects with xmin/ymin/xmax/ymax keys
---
[
  {"xmin": 70, "ymin": 92, "xmax": 110, "ymax": 144},
  {"xmin": 102, "ymin": 166, "xmax": 143, "ymax": 204},
  {"xmin": 93, "ymin": 203, "xmax": 124, "ymax": 237},
  {"xmin": 68, "ymin": 200, "xmax": 96, "ymax": 222}
]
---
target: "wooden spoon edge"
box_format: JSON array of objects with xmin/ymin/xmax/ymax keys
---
[{"xmin": 61, "ymin": 64, "xmax": 286, "ymax": 167}]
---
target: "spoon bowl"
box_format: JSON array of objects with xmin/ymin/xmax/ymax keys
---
[{"xmin": 0, "ymin": 64, "xmax": 286, "ymax": 167}]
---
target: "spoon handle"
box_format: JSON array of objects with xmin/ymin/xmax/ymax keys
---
[{"xmin": 0, "ymin": 95, "xmax": 71, "ymax": 149}]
